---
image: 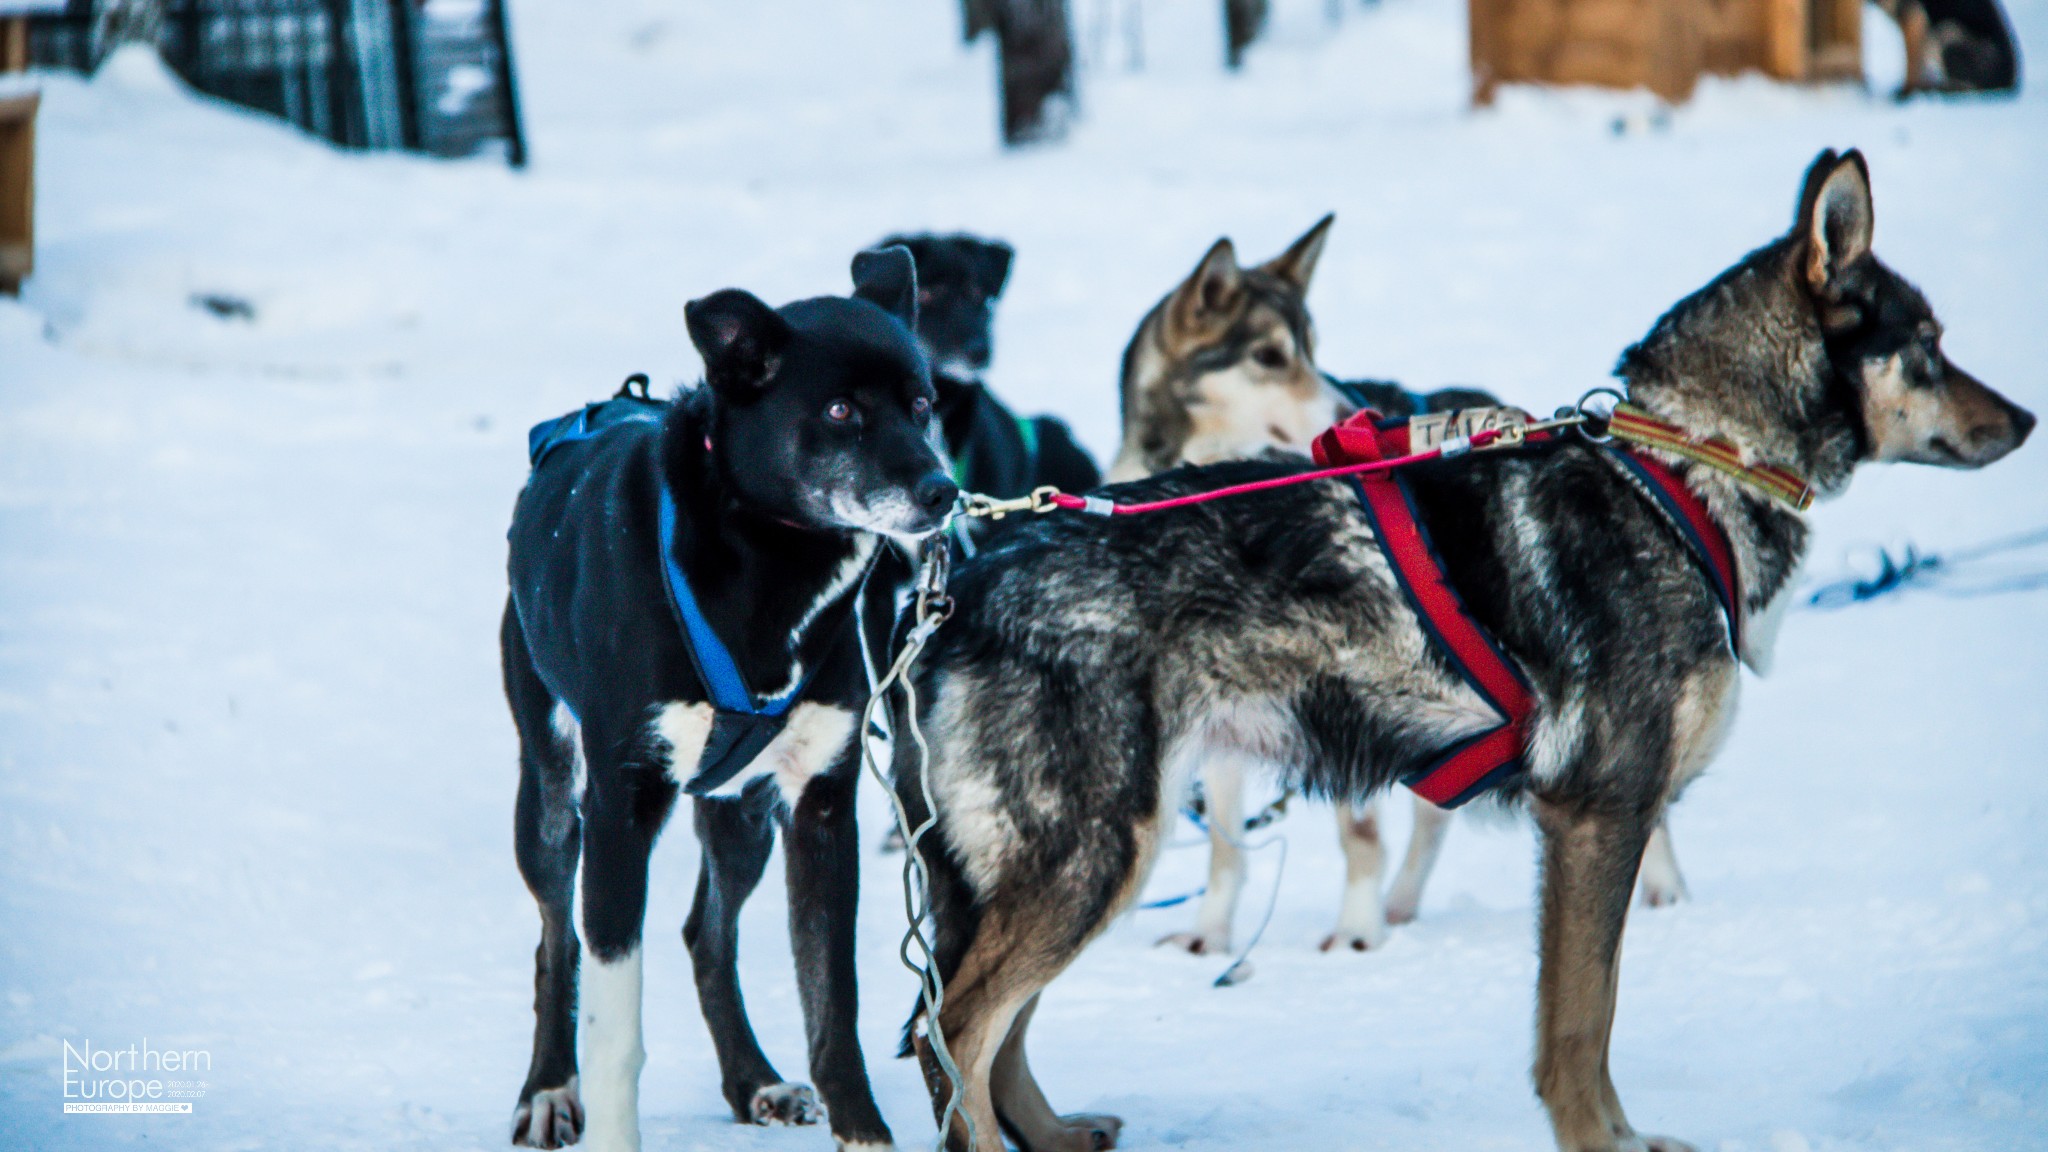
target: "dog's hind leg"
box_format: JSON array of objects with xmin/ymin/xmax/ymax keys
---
[
  {"xmin": 991, "ymin": 994, "xmax": 1122, "ymax": 1152},
  {"xmin": 505, "ymin": 605, "xmax": 585, "ymax": 1150},
  {"xmin": 1635, "ymin": 820, "xmax": 1688, "ymax": 908},
  {"xmin": 1531, "ymin": 796, "xmax": 1694, "ymax": 1152},
  {"xmin": 783, "ymin": 756, "xmax": 897, "ymax": 1150},
  {"xmin": 1322, "ymin": 796, "xmax": 1390, "ymax": 952},
  {"xmin": 917, "ymin": 931, "xmax": 1048, "ymax": 1152},
  {"xmin": 684, "ymin": 788, "xmax": 813, "ymax": 1127},
  {"xmin": 1384, "ymin": 796, "xmax": 1451, "ymax": 925},
  {"xmin": 1159, "ymin": 752, "xmax": 1248, "ymax": 954}
]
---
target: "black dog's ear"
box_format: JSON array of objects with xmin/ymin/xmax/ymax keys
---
[
  {"xmin": 1796, "ymin": 149, "xmax": 1873, "ymax": 294},
  {"xmin": 685, "ymin": 289, "xmax": 793, "ymax": 399},
  {"xmin": 972, "ymin": 239, "xmax": 1015, "ymax": 299},
  {"xmin": 852, "ymin": 245, "xmax": 919, "ymax": 329}
]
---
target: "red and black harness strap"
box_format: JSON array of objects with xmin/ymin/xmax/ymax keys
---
[{"xmin": 1311, "ymin": 411, "xmax": 1742, "ymax": 808}]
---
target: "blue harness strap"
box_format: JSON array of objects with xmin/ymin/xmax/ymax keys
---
[
  {"xmin": 655, "ymin": 485, "xmax": 805, "ymax": 718},
  {"xmin": 527, "ymin": 390, "xmax": 832, "ymax": 797},
  {"xmin": 527, "ymin": 394, "xmax": 665, "ymax": 468}
]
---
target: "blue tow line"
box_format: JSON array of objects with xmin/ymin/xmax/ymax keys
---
[{"xmin": 1805, "ymin": 525, "xmax": 2048, "ymax": 609}]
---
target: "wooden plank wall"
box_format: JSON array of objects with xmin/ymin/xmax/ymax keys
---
[
  {"xmin": 1472, "ymin": 0, "xmax": 1861, "ymax": 103},
  {"xmin": 0, "ymin": 91, "xmax": 35, "ymax": 294}
]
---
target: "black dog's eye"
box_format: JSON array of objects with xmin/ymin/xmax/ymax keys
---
[
  {"xmin": 1252, "ymin": 345, "xmax": 1288, "ymax": 370},
  {"xmin": 911, "ymin": 396, "xmax": 932, "ymax": 418},
  {"xmin": 825, "ymin": 400, "xmax": 856, "ymax": 424}
]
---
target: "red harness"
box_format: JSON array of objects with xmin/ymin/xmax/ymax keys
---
[
  {"xmin": 1025, "ymin": 408, "xmax": 1746, "ymax": 807},
  {"xmin": 1311, "ymin": 410, "xmax": 1743, "ymax": 807}
]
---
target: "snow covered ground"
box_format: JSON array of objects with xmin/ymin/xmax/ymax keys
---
[{"xmin": 3, "ymin": 0, "xmax": 2046, "ymax": 1148}]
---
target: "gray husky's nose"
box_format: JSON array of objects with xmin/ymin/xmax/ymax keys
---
[
  {"xmin": 913, "ymin": 472, "xmax": 959, "ymax": 514},
  {"xmin": 2011, "ymin": 403, "xmax": 2036, "ymax": 446}
]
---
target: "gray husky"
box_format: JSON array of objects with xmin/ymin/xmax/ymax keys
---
[
  {"xmin": 893, "ymin": 150, "xmax": 2031, "ymax": 1152},
  {"xmin": 1114, "ymin": 218, "xmax": 1691, "ymax": 960}
]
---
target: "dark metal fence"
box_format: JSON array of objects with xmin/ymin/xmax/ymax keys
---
[{"xmin": 27, "ymin": 0, "xmax": 524, "ymax": 165}]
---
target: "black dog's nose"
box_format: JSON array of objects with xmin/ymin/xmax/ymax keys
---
[
  {"xmin": 2011, "ymin": 403, "xmax": 2037, "ymax": 445},
  {"xmin": 913, "ymin": 472, "xmax": 959, "ymax": 513}
]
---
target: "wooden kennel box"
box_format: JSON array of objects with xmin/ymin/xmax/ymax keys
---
[
  {"xmin": 1469, "ymin": 0, "xmax": 1863, "ymax": 104},
  {"xmin": 0, "ymin": 89, "xmax": 34, "ymax": 295}
]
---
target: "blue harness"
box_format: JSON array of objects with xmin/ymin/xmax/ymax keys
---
[{"xmin": 527, "ymin": 384, "xmax": 830, "ymax": 795}]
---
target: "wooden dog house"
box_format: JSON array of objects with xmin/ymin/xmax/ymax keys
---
[
  {"xmin": 1469, "ymin": 0, "xmax": 1863, "ymax": 104},
  {"xmin": 0, "ymin": 90, "xmax": 33, "ymax": 295}
]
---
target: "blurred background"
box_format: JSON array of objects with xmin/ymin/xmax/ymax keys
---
[{"xmin": 1, "ymin": 1, "xmax": 2044, "ymax": 1149}]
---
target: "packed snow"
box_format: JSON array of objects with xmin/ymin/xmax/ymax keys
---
[{"xmin": 3, "ymin": 1, "xmax": 2046, "ymax": 1149}]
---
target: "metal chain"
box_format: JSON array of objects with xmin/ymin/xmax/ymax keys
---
[{"xmin": 856, "ymin": 536, "xmax": 978, "ymax": 1151}]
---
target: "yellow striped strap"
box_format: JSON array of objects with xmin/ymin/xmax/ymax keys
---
[{"xmin": 1606, "ymin": 403, "xmax": 1815, "ymax": 512}]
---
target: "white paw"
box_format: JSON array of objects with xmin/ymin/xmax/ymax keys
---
[
  {"xmin": 1059, "ymin": 1112, "xmax": 1123, "ymax": 1150},
  {"xmin": 750, "ymin": 1081, "xmax": 823, "ymax": 1126},
  {"xmin": 1318, "ymin": 921, "xmax": 1390, "ymax": 953},
  {"xmin": 1638, "ymin": 873, "xmax": 1689, "ymax": 908},
  {"xmin": 1384, "ymin": 890, "xmax": 1422, "ymax": 924},
  {"xmin": 512, "ymin": 1079, "xmax": 583, "ymax": 1148},
  {"xmin": 1156, "ymin": 930, "xmax": 1230, "ymax": 956}
]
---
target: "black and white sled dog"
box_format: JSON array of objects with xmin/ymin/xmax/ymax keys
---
[
  {"xmin": 893, "ymin": 151, "xmax": 2031, "ymax": 1152},
  {"xmin": 1113, "ymin": 219, "xmax": 1689, "ymax": 959},
  {"xmin": 501, "ymin": 246, "xmax": 954, "ymax": 1152},
  {"xmin": 880, "ymin": 232, "xmax": 1101, "ymax": 513}
]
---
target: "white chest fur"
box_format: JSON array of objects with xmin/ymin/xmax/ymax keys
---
[{"xmin": 651, "ymin": 700, "xmax": 857, "ymax": 808}]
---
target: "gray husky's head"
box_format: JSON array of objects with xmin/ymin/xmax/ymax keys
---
[
  {"xmin": 1618, "ymin": 149, "xmax": 2032, "ymax": 496},
  {"xmin": 1111, "ymin": 216, "xmax": 1340, "ymax": 480}
]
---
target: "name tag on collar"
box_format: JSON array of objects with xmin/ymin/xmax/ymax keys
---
[{"xmin": 1408, "ymin": 406, "xmax": 1533, "ymax": 453}]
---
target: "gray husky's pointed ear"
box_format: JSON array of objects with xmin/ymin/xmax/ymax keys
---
[
  {"xmin": 1258, "ymin": 213, "xmax": 1334, "ymax": 293},
  {"xmin": 1797, "ymin": 150, "xmax": 1873, "ymax": 294},
  {"xmin": 1170, "ymin": 237, "xmax": 1244, "ymax": 336},
  {"xmin": 686, "ymin": 288, "xmax": 792, "ymax": 399},
  {"xmin": 852, "ymin": 245, "xmax": 919, "ymax": 329}
]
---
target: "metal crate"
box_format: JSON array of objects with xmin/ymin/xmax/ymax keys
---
[{"xmin": 28, "ymin": 0, "xmax": 524, "ymax": 165}]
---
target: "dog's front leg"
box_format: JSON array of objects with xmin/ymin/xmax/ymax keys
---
[
  {"xmin": 577, "ymin": 764, "xmax": 671, "ymax": 1152},
  {"xmin": 1635, "ymin": 819, "xmax": 1688, "ymax": 907},
  {"xmin": 1322, "ymin": 796, "xmax": 1390, "ymax": 951},
  {"xmin": 1160, "ymin": 753, "xmax": 1248, "ymax": 954},
  {"xmin": 1384, "ymin": 796, "xmax": 1451, "ymax": 925},
  {"xmin": 1531, "ymin": 797, "xmax": 1693, "ymax": 1152},
  {"xmin": 785, "ymin": 757, "xmax": 897, "ymax": 1151}
]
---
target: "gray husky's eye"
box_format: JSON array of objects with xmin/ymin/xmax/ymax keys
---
[
  {"xmin": 825, "ymin": 400, "xmax": 855, "ymax": 424},
  {"xmin": 1252, "ymin": 344, "xmax": 1288, "ymax": 370}
]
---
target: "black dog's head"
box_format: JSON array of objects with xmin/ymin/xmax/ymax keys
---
[
  {"xmin": 876, "ymin": 233, "xmax": 1014, "ymax": 382},
  {"xmin": 684, "ymin": 246, "xmax": 956, "ymax": 539}
]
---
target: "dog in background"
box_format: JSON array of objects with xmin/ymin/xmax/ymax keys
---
[
  {"xmin": 1118, "ymin": 220, "xmax": 1690, "ymax": 959},
  {"xmin": 1875, "ymin": 0, "xmax": 2019, "ymax": 95},
  {"xmin": 896, "ymin": 149, "xmax": 2032, "ymax": 1152},
  {"xmin": 880, "ymin": 233, "xmax": 1102, "ymax": 504},
  {"xmin": 502, "ymin": 248, "xmax": 953, "ymax": 1152}
]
